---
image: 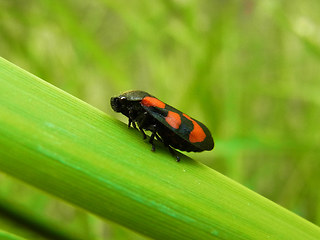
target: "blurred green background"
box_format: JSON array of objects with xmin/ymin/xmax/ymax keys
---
[{"xmin": 1, "ymin": 0, "xmax": 320, "ymax": 239}]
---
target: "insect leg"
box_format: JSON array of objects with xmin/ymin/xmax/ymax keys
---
[
  {"xmin": 149, "ymin": 131, "xmax": 156, "ymax": 152},
  {"xmin": 128, "ymin": 109, "xmax": 139, "ymax": 129},
  {"xmin": 128, "ymin": 118, "xmax": 132, "ymax": 128},
  {"xmin": 128, "ymin": 118, "xmax": 138, "ymax": 129},
  {"xmin": 136, "ymin": 112, "xmax": 150, "ymax": 140},
  {"xmin": 163, "ymin": 142, "xmax": 180, "ymax": 162},
  {"xmin": 155, "ymin": 133, "xmax": 163, "ymax": 142},
  {"xmin": 168, "ymin": 146, "xmax": 180, "ymax": 162},
  {"xmin": 147, "ymin": 123, "xmax": 160, "ymax": 152},
  {"xmin": 138, "ymin": 126, "xmax": 147, "ymax": 139}
]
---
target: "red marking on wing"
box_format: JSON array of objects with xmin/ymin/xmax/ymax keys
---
[
  {"xmin": 141, "ymin": 96, "xmax": 165, "ymax": 108},
  {"xmin": 183, "ymin": 114, "xmax": 206, "ymax": 143},
  {"xmin": 165, "ymin": 111, "xmax": 181, "ymax": 129}
]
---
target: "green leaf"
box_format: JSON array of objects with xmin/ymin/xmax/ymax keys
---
[
  {"xmin": 0, "ymin": 56, "xmax": 319, "ymax": 239},
  {"xmin": 0, "ymin": 230, "xmax": 26, "ymax": 240}
]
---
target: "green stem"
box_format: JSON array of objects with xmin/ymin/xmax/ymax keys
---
[
  {"xmin": 0, "ymin": 197, "xmax": 83, "ymax": 240},
  {"xmin": 0, "ymin": 57, "xmax": 319, "ymax": 239},
  {"xmin": 0, "ymin": 230, "xmax": 26, "ymax": 240}
]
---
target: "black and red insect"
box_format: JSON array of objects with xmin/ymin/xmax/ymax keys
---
[{"xmin": 110, "ymin": 90, "xmax": 214, "ymax": 161}]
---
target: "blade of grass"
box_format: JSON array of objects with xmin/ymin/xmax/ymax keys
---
[
  {"xmin": 39, "ymin": 0, "xmax": 129, "ymax": 90},
  {"xmin": 0, "ymin": 197, "xmax": 83, "ymax": 240},
  {"xmin": 0, "ymin": 230, "xmax": 26, "ymax": 240},
  {"xmin": 0, "ymin": 56, "xmax": 319, "ymax": 239}
]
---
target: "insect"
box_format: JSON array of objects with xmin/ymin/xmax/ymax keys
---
[{"xmin": 110, "ymin": 90, "xmax": 214, "ymax": 161}]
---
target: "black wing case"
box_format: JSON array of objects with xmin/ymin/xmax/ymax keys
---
[{"xmin": 141, "ymin": 104, "xmax": 214, "ymax": 151}]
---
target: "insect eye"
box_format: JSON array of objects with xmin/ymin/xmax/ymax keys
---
[{"xmin": 110, "ymin": 97, "xmax": 123, "ymax": 112}]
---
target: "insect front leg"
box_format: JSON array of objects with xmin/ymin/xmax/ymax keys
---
[
  {"xmin": 130, "ymin": 119, "xmax": 146, "ymax": 139},
  {"xmin": 136, "ymin": 112, "xmax": 149, "ymax": 140},
  {"xmin": 128, "ymin": 109, "xmax": 138, "ymax": 129},
  {"xmin": 129, "ymin": 117, "xmax": 146, "ymax": 139},
  {"xmin": 128, "ymin": 118, "xmax": 136, "ymax": 128}
]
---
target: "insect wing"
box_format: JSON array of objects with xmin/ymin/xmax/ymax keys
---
[{"xmin": 141, "ymin": 103, "xmax": 214, "ymax": 151}]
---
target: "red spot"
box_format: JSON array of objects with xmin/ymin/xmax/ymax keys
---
[
  {"xmin": 141, "ymin": 97, "xmax": 165, "ymax": 108},
  {"xmin": 183, "ymin": 114, "xmax": 206, "ymax": 143},
  {"xmin": 165, "ymin": 111, "xmax": 181, "ymax": 129}
]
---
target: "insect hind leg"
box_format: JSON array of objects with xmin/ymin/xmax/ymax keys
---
[
  {"xmin": 168, "ymin": 146, "xmax": 180, "ymax": 162},
  {"xmin": 162, "ymin": 141, "xmax": 180, "ymax": 162}
]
